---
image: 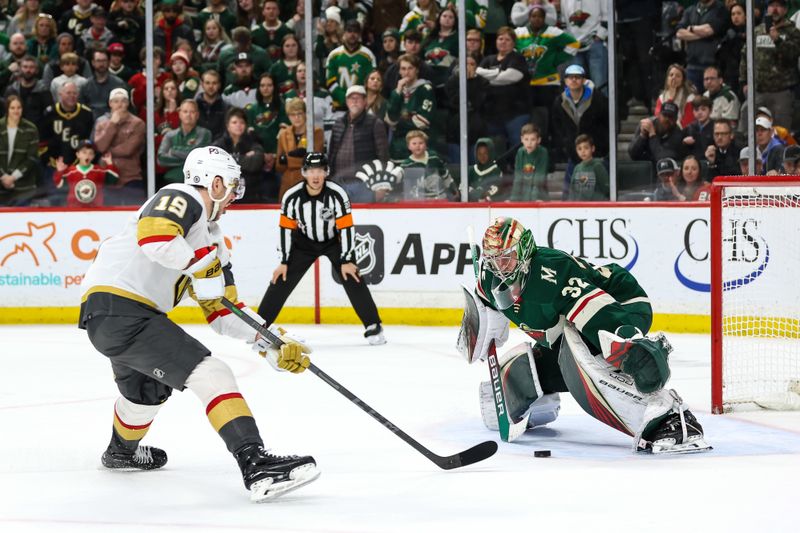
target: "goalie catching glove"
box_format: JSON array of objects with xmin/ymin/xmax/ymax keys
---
[
  {"xmin": 599, "ymin": 326, "xmax": 672, "ymax": 394},
  {"xmin": 184, "ymin": 246, "xmax": 224, "ymax": 301},
  {"xmin": 252, "ymin": 326, "xmax": 313, "ymax": 374}
]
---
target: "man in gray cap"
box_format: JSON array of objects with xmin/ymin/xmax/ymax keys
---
[
  {"xmin": 653, "ymin": 157, "xmax": 682, "ymax": 201},
  {"xmin": 738, "ymin": 146, "xmax": 763, "ymax": 176}
]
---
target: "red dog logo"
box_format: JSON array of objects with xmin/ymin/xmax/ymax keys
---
[{"xmin": 0, "ymin": 222, "xmax": 58, "ymax": 267}]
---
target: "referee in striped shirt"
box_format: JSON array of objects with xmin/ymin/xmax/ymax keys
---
[{"xmin": 257, "ymin": 152, "xmax": 385, "ymax": 345}]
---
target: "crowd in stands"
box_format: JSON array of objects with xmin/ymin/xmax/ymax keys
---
[{"xmin": 1, "ymin": 0, "xmax": 800, "ymax": 208}]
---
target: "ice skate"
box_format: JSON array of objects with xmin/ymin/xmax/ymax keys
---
[
  {"xmin": 638, "ymin": 409, "xmax": 712, "ymax": 455},
  {"xmin": 234, "ymin": 444, "xmax": 320, "ymax": 502},
  {"xmin": 101, "ymin": 445, "xmax": 168, "ymax": 471},
  {"xmin": 364, "ymin": 323, "xmax": 386, "ymax": 345}
]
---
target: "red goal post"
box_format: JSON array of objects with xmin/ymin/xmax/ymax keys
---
[{"xmin": 710, "ymin": 175, "xmax": 800, "ymax": 413}]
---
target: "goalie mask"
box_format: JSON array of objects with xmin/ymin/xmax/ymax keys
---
[{"xmin": 482, "ymin": 217, "xmax": 536, "ymax": 310}]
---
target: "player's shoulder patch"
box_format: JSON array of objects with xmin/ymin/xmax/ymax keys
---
[{"xmin": 139, "ymin": 186, "xmax": 205, "ymax": 236}]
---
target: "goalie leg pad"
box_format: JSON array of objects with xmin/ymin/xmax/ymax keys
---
[
  {"xmin": 558, "ymin": 323, "xmax": 678, "ymax": 437},
  {"xmin": 479, "ymin": 342, "xmax": 552, "ymax": 432},
  {"xmin": 479, "ymin": 386, "xmax": 560, "ymax": 431},
  {"xmin": 457, "ymin": 286, "xmax": 510, "ymax": 364},
  {"xmin": 528, "ymin": 393, "xmax": 561, "ymax": 428},
  {"xmin": 560, "ymin": 324, "xmax": 711, "ymax": 453}
]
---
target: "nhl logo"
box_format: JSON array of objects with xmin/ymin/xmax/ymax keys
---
[
  {"xmin": 332, "ymin": 225, "xmax": 384, "ymax": 285},
  {"xmin": 354, "ymin": 231, "xmax": 376, "ymax": 275}
]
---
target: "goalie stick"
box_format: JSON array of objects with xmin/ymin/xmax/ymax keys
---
[
  {"xmin": 467, "ymin": 226, "xmax": 528, "ymax": 443},
  {"xmin": 220, "ymin": 298, "xmax": 498, "ymax": 470}
]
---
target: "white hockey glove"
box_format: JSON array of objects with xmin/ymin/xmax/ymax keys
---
[
  {"xmin": 252, "ymin": 326, "xmax": 313, "ymax": 373},
  {"xmin": 184, "ymin": 246, "xmax": 224, "ymax": 301}
]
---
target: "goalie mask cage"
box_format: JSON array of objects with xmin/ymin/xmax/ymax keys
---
[{"xmin": 711, "ymin": 176, "xmax": 800, "ymax": 413}]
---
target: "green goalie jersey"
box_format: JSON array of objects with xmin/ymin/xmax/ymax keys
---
[{"xmin": 477, "ymin": 248, "xmax": 652, "ymax": 351}]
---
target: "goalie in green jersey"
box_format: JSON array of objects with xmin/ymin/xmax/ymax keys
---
[{"xmin": 458, "ymin": 217, "xmax": 712, "ymax": 454}]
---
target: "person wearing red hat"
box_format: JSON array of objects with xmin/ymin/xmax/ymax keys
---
[
  {"xmin": 168, "ymin": 49, "xmax": 201, "ymax": 99},
  {"xmin": 108, "ymin": 42, "xmax": 135, "ymax": 83}
]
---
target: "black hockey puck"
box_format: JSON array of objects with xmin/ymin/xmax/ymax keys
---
[{"xmin": 533, "ymin": 450, "xmax": 551, "ymax": 458}]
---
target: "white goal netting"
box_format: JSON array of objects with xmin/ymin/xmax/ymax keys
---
[{"xmin": 718, "ymin": 184, "xmax": 800, "ymax": 411}]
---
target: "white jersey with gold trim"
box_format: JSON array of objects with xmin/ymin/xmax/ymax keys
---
[{"xmin": 81, "ymin": 183, "xmax": 260, "ymax": 341}]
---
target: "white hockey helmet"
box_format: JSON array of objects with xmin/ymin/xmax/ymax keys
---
[{"xmin": 183, "ymin": 146, "xmax": 244, "ymax": 201}]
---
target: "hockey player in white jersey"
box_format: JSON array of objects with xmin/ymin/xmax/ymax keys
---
[{"xmin": 79, "ymin": 146, "xmax": 319, "ymax": 502}]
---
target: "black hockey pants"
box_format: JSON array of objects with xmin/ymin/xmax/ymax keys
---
[{"xmin": 257, "ymin": 233, "xmax": 381, "ymax": 328}]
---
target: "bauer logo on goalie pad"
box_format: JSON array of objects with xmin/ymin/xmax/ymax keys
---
[{"xmin": 332, "ymin": 225, "xmax": 384, "ymax": 285}]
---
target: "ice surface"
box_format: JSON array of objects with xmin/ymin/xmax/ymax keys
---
[{"xmin": 1, "ymin": 325, "xmax": 798, "ymax": 532}]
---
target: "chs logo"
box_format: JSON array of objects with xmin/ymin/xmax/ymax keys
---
[
  {"xmin": 675, "ymin": 218, "xmax": 768, "ymax": 292},
  {"xmin": 546, "ymin": 218, "xmax": 639, "ymax": 271}
]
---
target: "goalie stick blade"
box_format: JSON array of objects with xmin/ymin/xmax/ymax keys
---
[{"xmin": 434, "ymin": 440, "xmax": 498, "ymax": 470}]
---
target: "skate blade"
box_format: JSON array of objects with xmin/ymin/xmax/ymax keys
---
[
  {"xmin": 250, "ymin": 464, "xmax": 321, "ymax": 503},
  {"xmin": 649, "ymin": 436, "xmax": 713, "ymax": 455}
]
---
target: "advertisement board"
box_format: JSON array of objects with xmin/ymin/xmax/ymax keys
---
[{"xmin": 0, "ymin": 204, "xmax": 712, "ymax": 330}]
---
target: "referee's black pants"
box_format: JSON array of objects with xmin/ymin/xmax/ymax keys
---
[{"xmin": 257, "ymin": 234, "xmax": 381, "ymax": 328}]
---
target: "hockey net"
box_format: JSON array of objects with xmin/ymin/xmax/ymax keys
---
[{"xmin": 711, "ymin": 177, "xmax": 800, "ymax": 413}]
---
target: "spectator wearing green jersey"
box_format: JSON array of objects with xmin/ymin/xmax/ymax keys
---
[
  {"xmin": 251, "ymin": 0, "xmax": 293, "ymax": 62},
  {"xmin": 400, "ymin": 129, "xmax": 457, "ymax": 201},
  {"xmin": 567, "ymin": 134, "xmax": 608, "ymax": 201},
  {"xmin": 400, "ymin": 0, "xmax": 438, "ymax": 43},
  {"xmin": 269, "ymin": 33, "xmax": 301, "ymax": 99},
  {"xmin": 386, "ymin": 53, "xmax": 436, "ymax": 160},
  {"xmin": 514, "ymin": 5, "xmax": 580, "ymax": 107},
  {"xmin": 325, "ymin": 19, "xmax": 376, "ymax": 113},
  {"xmin": 510, "ymin": 122, "xmax": 549, "ymax": 202},
  {"xmin": 422, "ymin": 7, "xmax": 458, "ymax": 92},
  {"xmin": 157, "ymin": 99, "xmax": 212, "ymax": 184},
  {"xmin": 218, "ymin": 26, "xmax": 271, "ymax": 86},
  {"xmin": 246, "ymin": 72, "xmax": 287, "ymax": 181},
  {"xmin": 195, "ymin": 0, "xmax": 237, "ymax": 38}
]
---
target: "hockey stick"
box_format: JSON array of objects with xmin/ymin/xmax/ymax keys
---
[
  {"xmin": 467, "ymin": 227, "xmax": 528, "ymax": 443},
  {"xmin": 220, "ymin": 298, "xmax": 498, "ymax": 470}
]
